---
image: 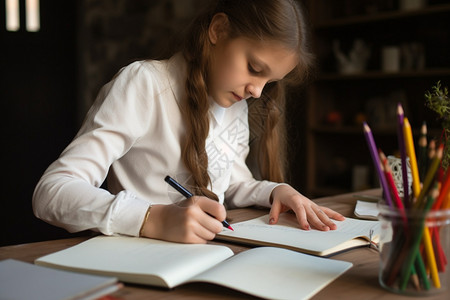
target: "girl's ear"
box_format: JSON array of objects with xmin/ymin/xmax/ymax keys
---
[{"xmin": 208, "ymin": 13, "xmax": 230, "ymax": 45}]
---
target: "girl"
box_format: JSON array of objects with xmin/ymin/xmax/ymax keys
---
[{"xmin": 33, "ymin": 0, "xmax": 345, "ymax": 244}]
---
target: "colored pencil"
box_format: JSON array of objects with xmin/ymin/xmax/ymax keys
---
[
  {"xmin": 380, "ymin": 150, "xmax": 424, "ymax": 289},
  {"xmin": 429, "ymin": 175, "xmax": 449, "ymax": 272},
  {"xmin": 423, "ymin": 226, "xmax": 441, "ymax": 288},
  {"xmin": 380, "ymin": 150, "xmax": 405, "ymax": 212},
  {"xmin": 364, "ymin": 106, "xmax": 449, "ymax": 292},
  {"xmin": 428, "ymin": 140, "xmax": 436, "ymax": 167},
  {"xmin": 432, "ymin": 226, "xmax": 447, "ymax": 272},
  {"xmin": 414, "ymin": 249, "xmax": 430, "ymax": 291},
  {"xmin": 403, "ymin": 118, "xmax": 421, "ymax": 199},
  {"xmin": 418, "ymin": 122, "xmax": 428, "ymax": 181},
  {"xmin": 414, "ymin": 144, "xmax": 443, "ymax": 209},
  {"xmin": 399, "ymin": 186, "xmax": 437, "ymax": 290},
  {"xmin": 433, "ymin": 167, "xmax": 450, "ymax": 210},
  {"xmin": 363, "ymin": 122, "xmax": 392, "ymax": 207},
  {"xmin": 445, "ymin": 192, "xmax": 450, "ymax": 209},
  {"xmin": 397, "ymin": 103, "xmax": 410, "ymax": 207}
]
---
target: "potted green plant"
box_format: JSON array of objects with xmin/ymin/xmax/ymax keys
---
[{"xmin": 425, "ymin": 81, "xmax": 450, "ymax": 170}]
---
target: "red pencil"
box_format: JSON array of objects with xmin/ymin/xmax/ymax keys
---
[
  {"xmin": 433, "ymin": 168, "xmax": 450, "ymax": 210},
  {"xmin": 379, "ymin": 150, "xmax": 405, "ymax": 211}
]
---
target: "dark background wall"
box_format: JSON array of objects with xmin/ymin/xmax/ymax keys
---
[
  {"xmin": 76, "ymin": 0, "xmax": 210, "ymax": 122},
  {"xmin": 1, "ymin": 1, "xmax": 79, "ymax": 246},
  {"xmin": 0, "ymin": 0, "xmax": 218, "ymax": 246}
]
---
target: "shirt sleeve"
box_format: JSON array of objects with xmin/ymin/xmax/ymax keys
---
[
  {"xmin": 32, "ymin": 61, "xmax": 154, "ymax": 237},
  {"xmin": 224, "ymin": 103, "xmax": 282, "ymax": 209}
]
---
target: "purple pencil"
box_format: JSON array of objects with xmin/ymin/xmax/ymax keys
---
[
  {"xmin": 363, "ymin": 122, "xmax": 393, "ymax": 207},
  {"xmin": 397, "ymin": 103, "xmax": 410, "ymax": 207}
]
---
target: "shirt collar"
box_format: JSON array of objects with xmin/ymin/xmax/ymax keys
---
[{"xmin": 209, "ymin": 97, "xmax": 227, "ymax": 126}]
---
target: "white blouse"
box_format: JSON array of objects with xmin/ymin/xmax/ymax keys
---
[{"xmin": 33, "ymin": 53, "xmax": 279, "ymax": 237}]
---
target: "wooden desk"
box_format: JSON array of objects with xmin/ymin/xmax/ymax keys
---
[{"xmin": 1, "ymin": 189, "xmax": 448, "ymax": 299}]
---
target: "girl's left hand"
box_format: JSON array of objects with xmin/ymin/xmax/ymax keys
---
[{"xmin": 269, "ymin": 184, "xmax": 345, "ymax": 231}]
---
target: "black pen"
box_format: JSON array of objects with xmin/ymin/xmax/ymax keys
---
[{"xmin": 164, "ymin": 175, "xmax": 234, "ymax": 231}]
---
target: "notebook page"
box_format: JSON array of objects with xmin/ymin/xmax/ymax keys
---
[
  {"xmin": 217, "ymin": 213, "xmax": 380, "ymax": 255},
  {"xmin": 190, "ymin": 246, "xmax": 352, "ymax": 300}
]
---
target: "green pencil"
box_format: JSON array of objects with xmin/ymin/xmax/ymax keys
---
[
  {"xmin": 414, "ymin": 144, "xmax": 443, "ymax": 209},
  {"xmin": 399, "ymin": 183, "xmax": 439, "ymax": 290}
]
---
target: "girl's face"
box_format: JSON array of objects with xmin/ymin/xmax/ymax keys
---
[{"xmin": 207, "ymin": 14, "xmax": 298, "ymax": 108}]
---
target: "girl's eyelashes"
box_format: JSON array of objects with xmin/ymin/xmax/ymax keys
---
[{"xmin": 248, "ymin": 63, "xmax": 261, "ymax": 74}]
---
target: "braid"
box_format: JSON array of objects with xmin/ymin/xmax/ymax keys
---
[{"xmin": 182, "ymin": 14, "xmax": 219, "ymax": 201}]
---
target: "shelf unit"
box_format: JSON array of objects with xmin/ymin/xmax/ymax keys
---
[{"xmin": 305, "ymin": 0, "xmax": 450, "ymax": 197}]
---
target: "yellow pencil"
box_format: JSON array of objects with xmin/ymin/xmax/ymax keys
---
[
  {"xmin": 403, "ymin": 118, "xmax": 421, "ymax": 199},
  {"xmin": 403, "ymin": 120, "xmax": 439, "ymax": 287},
  {"xmin": 423, "ymin": 227, "xmax": 441, "ymax": 288}
]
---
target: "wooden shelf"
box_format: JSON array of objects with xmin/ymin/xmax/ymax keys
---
[
  {"xmin": 317, "ymin": 69, "xmax": 450, "ymax": 82},
  {"xmin": 311, "ymin": 126, "xmax": 444, "ymax": 137},
  {"xmin": 314, "ymin": 4, "xmax": 450, "ymax": 29},
  {"xmin": 312, "ymin": 125, "xmax": 395, "ymax": 135},
  {"xmin": 301, "ymin": 0, "xmax": 450, "ymax": 198}
]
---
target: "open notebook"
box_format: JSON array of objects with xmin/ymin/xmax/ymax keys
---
[
  {"xmin": 35, "ymin": 235, "xmax": 352, "ymax": 300},
  {"xmin": 216, "ymin": 213, "xmax": 380, "ymax": 256}
]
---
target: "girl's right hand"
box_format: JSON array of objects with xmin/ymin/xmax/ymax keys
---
[{"xmin": 140, "ymin": 196, "xmax": 226, "ymax": 243}]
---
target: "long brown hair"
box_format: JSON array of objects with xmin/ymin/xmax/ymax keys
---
[{"xmin": 181, "ymin": 0, "xmax": 314, "ymax": 199}]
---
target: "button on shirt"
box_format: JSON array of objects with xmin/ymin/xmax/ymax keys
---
[{"xmin": 33, "ymin": 53, "xmax": 280, "ymax": 237}]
